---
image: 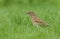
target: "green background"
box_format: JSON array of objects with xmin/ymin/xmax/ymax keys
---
[{"xmin": 0, "ymin": 0, "xmax": 60, "ymax": 39}]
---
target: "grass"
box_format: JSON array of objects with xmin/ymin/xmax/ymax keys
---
[{"xmin": 0, "ymin": 4, "xmax": 60, "ymax": 39}]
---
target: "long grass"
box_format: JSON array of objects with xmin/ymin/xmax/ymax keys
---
[{"xmin": 0, "ymin": 4, "xmax": 60, "ymax": 39}]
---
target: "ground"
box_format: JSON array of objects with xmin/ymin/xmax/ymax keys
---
[{"xmin": 0, "ymin": 4, "xmax": 60, "ymax": 39}]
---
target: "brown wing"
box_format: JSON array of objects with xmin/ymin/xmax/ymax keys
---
[
  {"xmin": 34, "ymin": 19, "xmax": 44, "ymax": 23},
  {"xmin": 35, "ymin": 19, "xmax": 48, "ymax": 26}
]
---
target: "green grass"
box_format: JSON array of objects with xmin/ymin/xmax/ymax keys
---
[{"xmin": 0, "ymin": 4, "xmax": 60, "ymax": 39}]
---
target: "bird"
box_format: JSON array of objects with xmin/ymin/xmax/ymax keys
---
[{"xmin": 26, "ymin": 11, "xmax": 49, "ymax": 26}]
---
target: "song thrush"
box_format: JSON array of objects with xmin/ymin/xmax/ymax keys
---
[{"xmin": 27, "ymin": 11, "xmax": 49, "ymax": 26}]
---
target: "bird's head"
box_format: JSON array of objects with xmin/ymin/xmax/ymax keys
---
[{"xmin": 26, "ymin": 11, "xmax": 36, "ymax": 16}]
